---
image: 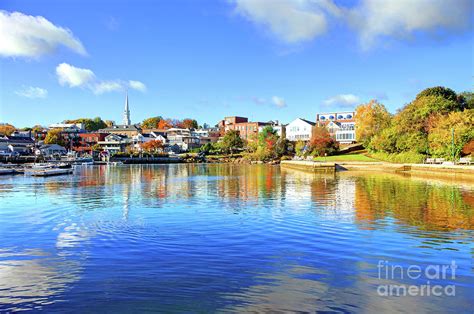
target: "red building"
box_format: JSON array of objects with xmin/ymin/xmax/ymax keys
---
[
  {"xmin": 74, "ymin": 133, "xmax": 108, "ymax": 154},
  {"xmin": 218, "ymin": 116, "xmax": 269, "ymax": 141}
]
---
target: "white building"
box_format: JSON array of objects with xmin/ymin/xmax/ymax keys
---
[
  {"xmin": 285, "ymin": 118, "xmax": 315, "ymax": 141},
  {"xmin": 97, "ymin": 134, "xmax": 131, "ymax": 154},
  {"xmin": 316, "ymin": 111, "xmax": 356, "ymax": 144},
  {"xmin": 132, "ymin": 132, "xmax": 167, "ymax": 151}
]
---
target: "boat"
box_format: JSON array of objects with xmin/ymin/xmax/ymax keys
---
[
  {"xmin": 108, "ymin": 161, "xmax": 123, "ymax": 166},
  {"xmin": 30, "ymin": 168, "xmax": 74, "ymax": 177}
]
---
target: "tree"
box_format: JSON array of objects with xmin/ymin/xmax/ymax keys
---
[
  {"xmin": 250, "ymin": 126, "xmax": 280, "ymax": 160},
  {"xmin": 44, "ymin": 129, "xmax": 65, "ymax": 146},
  {"xmin": 157, "ymin": 119, "xmax": 173, "ymax": 129},
  {"xmin": 355, "ymin": 100, "xmax": 392, "ymax": 146},
  {"xmin": 0, "ymin": 124, "xmax": 16, "ymax": 136},
  {"xmin": 180, "ymin": 118, "xmax": 199, "ymax": 129},
  {"xmin": 428, "ymin": 110, "xmax": 474, "ymax": 160},
  {"xmin": 140, "ymin": 140, "xmax": 164, "ymax": 153},
  {"xmin": 459, "ymin": 91, "xmax": 474, "ymax": 110},
  {"xmin": 64, "ymin": 117, "xmax": 107, "ymax": 131},
  {"xmin": 416, "ymin": 86, "xmax": 458, "ymax": 102},
  {"xmin": 295, "ymin": 140, "xmax": 306, "ymax": 157},
  {"xmin": 220, "ymin": 130, "xmax": 243, "ymax": 154},
  {"xmin": 142, "ymin": 116, "xmax": 163, "ymax": 129},
  {"xmin": 309, "ymin": 125, "xmax": 338, "ymax": 156}
]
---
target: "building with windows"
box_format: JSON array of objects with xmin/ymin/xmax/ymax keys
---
[
  {"xmin": 285, "ymin": 118, "xmax": 315, "ymax": 142},
  {"xmin": 218, "ymin": 116, "xmax": 271, "ymax": 141},
  {"xmin": 316, "ymin": 111, "xmax": 356, "ymax": 144}
]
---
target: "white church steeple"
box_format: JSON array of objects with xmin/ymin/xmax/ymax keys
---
[{"xmin": 123, "ymin": 91, "xmax": 131, "ymax": 125}]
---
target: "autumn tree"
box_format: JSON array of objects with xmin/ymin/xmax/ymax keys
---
[
  {"xmin": 142, "ymin": 116, "xmax": 163, "ymax": 129},
  {"xmin": 157, "ymin": 119, "xmax": 173, "ymax": 129},
  {"xmin": 355, "ymin": 100, "xmax": 392, "ymax": 146},
  {"xmin": 427, "ymin": 110, "xmax": 474, "ymax": 160},
  {"xmin": 309, "ymin": 125, "xmax": 338, "ymax": 156},
  {"xmin": 0, "ymin": 124, "xmax": 16, "ymax": 136},
  {"xmin": 140, "ymin": 140, "xmax": 164, "ymax": 153},
  {"xmin": 44, "ymin": 129, "xmax": 65, "ymax": 146},
  {"xmin": 179, "ymin": 118, "xmax": 198, "ymax": 129},
  {"xmin": 220, "ymin": 130, "xmax": 243, "ymax": 154}
]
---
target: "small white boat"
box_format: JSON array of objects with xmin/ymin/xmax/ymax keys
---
[
  {"xmin": 81, "ymin": 161, "xmax": 94, "ymax": 165},
  {"xmin": 108, "ymin": 161, "xmax": 123, "ymax": 166},
  {"xmin": 30, "ymin": 168, "xmax": 74, "ymax": 177}
]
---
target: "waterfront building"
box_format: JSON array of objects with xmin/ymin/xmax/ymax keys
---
[
  {"xmin": 132, "ymin": 132, "xmax": 167, "ymax": 151},
  {"xmin": 49, "ymin": 122, "xmax": 85, "ymax": 131},
  {"xmin": 285, "ymin": 118, "xmax": 315, "ymax": 141},
  {"xmin": 316, "ymin": 111, "xmax": 356, "ymax": 144},
  {"xmin": 219, "ymin": 116, "xmax": 271, "ymax": 141},
  {"xmin": 0, "ymin": 133, "xmax": 36, "ymax": 155},
  {"xmin": 37, "ymin": 144, "xmax": 67, "ymax": 157},
  {"xmin": 74, "ymin": 133, "xmax": 108, "ymax": 154},
  {"xmin": 166, "ymin": 128, "xmax": 200, "ymax": 152},
  {"xmin": 98, "ymin": 124, "xmax": 141, "ymax": 137},
  {"xmin": 97, "ymin": 134, "xmax": 131, "ymax": 154}
]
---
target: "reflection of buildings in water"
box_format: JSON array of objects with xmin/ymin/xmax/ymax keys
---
[{"xmin": 319, "ymin": 178, "xmax": 356, "ymax": 221}]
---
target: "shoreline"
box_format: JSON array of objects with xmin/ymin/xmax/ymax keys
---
[{"xmin": 280, "ymin": 160, "xmax": 474, "ymax": 181}]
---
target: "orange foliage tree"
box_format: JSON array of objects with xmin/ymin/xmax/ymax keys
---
[
  {"xmin": 140, "ymin": 140, "xmax": 164, "ymax": 153},
  {"xmin": 0, "ymin": 124, "xmax": 16, "ymax": 136},
  {"xmin": 309, "ymin": 125, "xmax": 338, "ymax": 156},
  {"xmin": 157, "ymin": 119, "xmax": 173, "ymax": 129}
]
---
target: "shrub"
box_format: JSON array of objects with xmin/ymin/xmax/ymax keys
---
[{"xmin": 369, "ymin": 151, "xmax": 425, "ymax": 164}]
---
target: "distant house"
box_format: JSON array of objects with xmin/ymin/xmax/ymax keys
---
[
  {"xmin": 97, "ymin": 134, "xmax": 131, "ymax": 154},
  {"xmin": 75, "ymin": 132, "xmax": 108, "ymax": 154},
  {"xmin": 98, "ymin": 124, "xmax": 141, "ymax": 137},
  {"xmin": 0, "ymin": 134, "xmax": 35, "ymax": 155},
  {"xmin": 285, "ymin": 118, "xmax": 315, "ymax": 141},
  {"xmin": 166, "ymin": 128, "xmax": 200, "ymax": 152},
  {"xmin": 38, "ymin": 144, "xmax": 67, "ymax": 156},
  {"xmin": 316, "ymin": 111, "xmax": 356, "ymax": 144},
  {"xmin": 132, "ymin": 132, "xmax": 166, "ymax": 151}
]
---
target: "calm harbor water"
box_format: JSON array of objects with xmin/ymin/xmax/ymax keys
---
[{"xmin": 0, "ymin": 164, "xmax": 473, "ymax": 312}]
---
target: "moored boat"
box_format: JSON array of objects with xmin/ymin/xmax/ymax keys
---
[{"xmin": 30, "ymin": 168, "xmax": 74, "ymax": 177}]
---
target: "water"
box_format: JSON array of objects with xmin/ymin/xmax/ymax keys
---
[{"xmin": 0, "ymin": 164, "xmax": 473, "ymax": 312}]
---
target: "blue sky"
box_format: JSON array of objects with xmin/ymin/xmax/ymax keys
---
[{"xmin": 1, "ymin": 0, "xmax": 472, "ymax": 128}]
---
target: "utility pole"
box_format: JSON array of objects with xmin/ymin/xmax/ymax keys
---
[{"xmin": 452, "ymin": 128, "xmax": 455, "ymax": 164}]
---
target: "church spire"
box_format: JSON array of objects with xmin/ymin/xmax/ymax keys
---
[{"xmin": 123, "ymin": 91, "xmax": 131, "ymax": 125}]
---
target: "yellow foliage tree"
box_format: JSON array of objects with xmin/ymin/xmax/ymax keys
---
[{"xmin": 355, "ymin": 100, "xmax": 391, "ymax": 145}]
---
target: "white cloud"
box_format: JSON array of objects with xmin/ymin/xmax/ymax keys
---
[
  {"xmin": 348, "ymin": 0, "xmax": 472, "ymax": 49},
  {"xmin": 15, "ymin": 86, "xmax": 48, "ymax": 98},
  {"xmin": 233, "ymin": 0, "xmax": 331, "ymax": 43},
  {"xmin": 323, "ymin": 94, "xmax": 360, "ymax": 107},
  {"xmin": 272, "ymin": 96, "xmax": 287, "ymax": 108},
  {"xmin": 129, "ymin": 80, "xmax": 147, "ymax": 92},
  {"xmin": 55, "ymin": 63, "xmax": 146, "ymax": 94},
  {"xmin": 56, "ymin": 63, "xmax": 95, "ymax": 87},
  {"xmin": 0, "ymin": 10, "xmax": 86, "ymax": 58},
  {"xmin": 93, "ymin": 81, "xmax": 123, "ymax": 94}
]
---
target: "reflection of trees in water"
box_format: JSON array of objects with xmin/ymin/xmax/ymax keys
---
[{"xmin": 353, "ymin": 175, "xmax": 474, "ymax": 231}]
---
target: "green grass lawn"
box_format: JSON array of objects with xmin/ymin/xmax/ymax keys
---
[{"xmin": 312, "ymin": 153, "xmax": 377, "ymax": 162}]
